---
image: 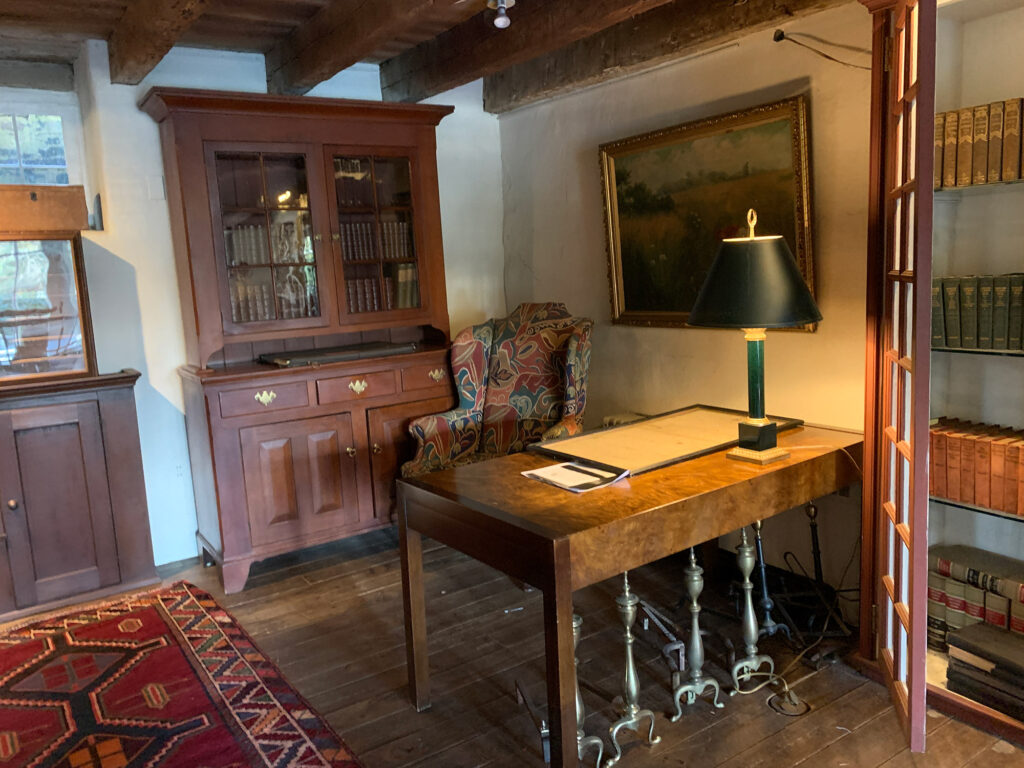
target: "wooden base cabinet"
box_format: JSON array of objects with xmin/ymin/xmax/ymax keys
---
[
  {"xmin": 184, "ymin": 349, "xmax": 454, "ymax": 593},
  {"xmin": 0, "ymin": 372, "xmax": 157, "ymax": 620}
]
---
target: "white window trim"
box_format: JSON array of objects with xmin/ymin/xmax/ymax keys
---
[{"xmin": 0, "ymin": 87, "xmax": 90, "ymax": 193}]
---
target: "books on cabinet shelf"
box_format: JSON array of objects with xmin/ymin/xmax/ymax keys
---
[
  {"xmin": 933, "ymin": 274, "xmax": 1024, "ymax": 351},
  {"xmin": 935, "ymin": 99, "xmax": 1023, "ymax": 189},
  {"xmin": 929, "ymin": 417, "xmax": 1022, "ymax": 515}
]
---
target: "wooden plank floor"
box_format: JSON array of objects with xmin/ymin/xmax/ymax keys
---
[{"xmin": 155, "ymin": 528, "xmax": 1024, "ymax": 768}]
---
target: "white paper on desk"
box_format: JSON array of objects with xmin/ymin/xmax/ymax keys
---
[{"xmin": 522, "ymin": 462, "xmax": 629, "ymax": 493}]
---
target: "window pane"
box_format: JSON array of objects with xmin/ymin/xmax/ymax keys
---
[
  {"xmin": 23, "ymin": 167, "xmax": 68, "ymax": 185},
  {"xmin": 15, "ymin": 115, "xmax": 66, "ymax": 167},
  {"xmin": 0, "ymin": 116, "xmax": 16, "ymax": 166},
  {"xmin": 0, "ymin": 168, "xmax": 22, "ymax": 184}
]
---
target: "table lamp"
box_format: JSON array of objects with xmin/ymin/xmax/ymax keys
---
[{"xmin": 687, "ymin": 209, "xmax": 821, "ymax": 464}]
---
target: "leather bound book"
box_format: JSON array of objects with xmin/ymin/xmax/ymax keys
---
[
  {"xmin": 1005, "ymin": 439, "xmax": 1021, "ymax": 514},
  {"xmin": 935, "ymin": 112, "xmax": 946, "ymax": 189},
  {"xmin": 932, "ymin": 425, "xmax": 950, "ymax": 498},
  {"xmin": 1009, "ymin": 274, "xmax": 1024, "ymax": 350},
  {"xmin": 974, "ymin": 433, "xmax": 992, "ymax": 509},
  {"xmin": 946, "ymin": 425, "xmax": 964, "ymax": 502},
  {"xmin": 960, "ymin": 276, "xmax": 979, "ymax": 348},
  {"xmin": 958, "ymin": 107, "xmax": 975, "ymax": 186},
  {"xmin": 978, "ymin": 276, "xmax": 994, "ymax": 349},
  {"xmin": 1003, "ymin": 98, "xmax": 1023, "ymax": 181},
  {"xmin": 973, "ymin": 104, "xmax": 990, "ymax": 185},
  {"xmin": 950, "ymin": 658, "xmax": 1024, "ymax": 703},
  {"xmin": 943, "ymin": 278, "xmax": 962, "ymax": 347},
  {"xmin": 960, "ymin": 427, "xmax": 977, "ymax": 504},
  {"xmin": 989, "ymin": 101, "xmax": 1004, "ymax": 182},
  {"xmin": 991, "ymin": 436, "xmax": 1014, "ymax": 511},
  {"xmin": 943, "ymin": 110, "xmax": 959, "ymax": 188},
  {"xmin": 948, "ymin": 621, "xmax": 1024, "ymax": 678},
  {"xmin": 986, "ymin": 591, "xmax": 1011, "ymax": 629},
  {"xmin": 993, "ymin": 275, "xmax": 1011, "ymax": 350},
  {"xmin": 932, "ymin": 277, "xmax": 946, "ymax": 347}
]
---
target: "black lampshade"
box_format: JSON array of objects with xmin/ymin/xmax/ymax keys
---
[{"xmin": 687, "ymin": 236, "xmax": 822, "ymax": 328}]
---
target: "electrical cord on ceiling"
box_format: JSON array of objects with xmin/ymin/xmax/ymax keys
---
[{"xmin": 773, "ymin": 29, "xmax": 872, "ymax": 71}]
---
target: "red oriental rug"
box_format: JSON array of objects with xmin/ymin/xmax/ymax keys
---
[{"xmin": 0, "ymin": 582, "xmax": 363, "ymax": 768}]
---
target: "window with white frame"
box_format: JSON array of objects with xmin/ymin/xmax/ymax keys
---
[{"xmin": 0, "ymin": 114, "xmax": 69, "ymax": 185}]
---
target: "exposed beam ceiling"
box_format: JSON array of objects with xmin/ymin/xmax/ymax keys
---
[
  {"xmin": 483, "ymin": 0, "xmax": 855, "ymax": 113},
  {"xmin": 107, "ymin": 0, "xmax": 211, "ymax": 84},
  {"xmin": 266, "ymin": 0, "xmax": 468, "ymax": 96},
  {"xmin": 379, "ymin": 0, "xmax": 678, "ymax": 103}
]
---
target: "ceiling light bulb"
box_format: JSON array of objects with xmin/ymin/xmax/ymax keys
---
[{"xmin": 493, "ymin": 7, "xmax": 510, "ymax": 28}]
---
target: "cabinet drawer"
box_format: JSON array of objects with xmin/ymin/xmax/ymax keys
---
[
  {"xmin": 401, "ymin": 363, "xmax": 451, "ymax": 394},
  {"xmin": 317, "ymin": 371, "xmax": 397, "ymax": 404},
  {"xmin": 219, "ymin": 382, "xmax": 309, "ymax": 418}
]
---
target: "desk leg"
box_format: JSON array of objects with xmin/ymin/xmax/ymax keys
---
[
  {"xmin": 544, "ymin": 543, "xmax": 577, "ymax": 768},
  {"xmin": 399, "ymin": 491, "xmax": 430, "ymax": 712}
]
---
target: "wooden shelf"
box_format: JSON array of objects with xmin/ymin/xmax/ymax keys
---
[
  {"xmin": 934, "ymin": 177, "xmax": 1024, "ymax": 196},
  {"xmin": 926, "ymin": 648, "xmax": 1024, "ymax": 743},
  {"xmin": 932, "ymin": 346, "xmax": 1024, "ymax": 358},
  {"xmin": 930, "ymin": 496, "xmax": 1023, "ymax": 523}
]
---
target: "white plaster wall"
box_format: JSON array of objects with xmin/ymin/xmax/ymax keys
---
[
  {"xmin": 498, "ymin": 1, "xmax": 872, "ymax": 596},
  {"xmin": 929, "ymin": 6, "xmax": 1024, "ymax": 560},
  {"xmin": 71, "ymin": 47, "xmax": 503, "ymax": 564}
]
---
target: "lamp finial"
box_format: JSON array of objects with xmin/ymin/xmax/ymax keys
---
[{"xmin": 747, "ymin": 208, "xmax": 757, "ymax": 239}]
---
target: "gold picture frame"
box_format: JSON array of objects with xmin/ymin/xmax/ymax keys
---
[{"xmin": 599, "ymin": 95, "xmax": 816, "ymax": 328}]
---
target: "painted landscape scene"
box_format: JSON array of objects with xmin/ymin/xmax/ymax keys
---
[{"xmin": 614, "ymin": 116, "xmax": 799, "ymax": 315}]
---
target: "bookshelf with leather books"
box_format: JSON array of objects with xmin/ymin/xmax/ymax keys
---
[{"xmin": 142, "ymin": 89, "xmax": 456, "ymax": 593}]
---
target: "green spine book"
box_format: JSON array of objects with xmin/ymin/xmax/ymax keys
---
[
  {"xmin": 1003, "ymin": 99, "xmax": 1022, "ymax": 181},
  {"xmin": 1009, "ymin": 274, "xmax": 1024, "ymax": 350},
  {"xmin": 994, "ymin": 275, "xmax": 1011, "ymax": 349},
  {"xmin": 932, "ymin": 278, "xmax": 946, "ymax": 346},
  {"xmin": 958, "ymin": 107, "xmax": 975, "ymax": 186},
  {"xmin": 935, "ymin": 112, "xmax": 945, "ymax": 189},
  {"xmin": 989, "ymin": 101, "xmax": 1005, "ymax": 182},
  {"xmin": 960, "ymin": 276, "xmax": 979, "ymax": 348},
  {"xmin": 943, "ymin": 110, "xmax": 959, "ymax": 188},
  {"xmin": 973, "ymin": 105, "xmax": 990, "ymax": 185},
  {"xmin": 944, "ymin": 278, "xmax": 962, "ymax": 347},
  {"xmin": 978, "ymin": 276, "xmax": 994, "ymax": 349}
]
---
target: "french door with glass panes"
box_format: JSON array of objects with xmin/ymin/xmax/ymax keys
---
[{"xmin": 860, "ymin": 0, "xmax": 935, "ymax": 752}]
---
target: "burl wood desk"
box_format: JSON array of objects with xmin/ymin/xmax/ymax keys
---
[{"xmin": 397, "ymin": 424, "xmax": 862, "ymax": 767}]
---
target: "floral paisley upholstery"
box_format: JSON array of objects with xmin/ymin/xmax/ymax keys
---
[{"xmin": 402, "ymin": 303, "xmax": 592, "ymax": 477}]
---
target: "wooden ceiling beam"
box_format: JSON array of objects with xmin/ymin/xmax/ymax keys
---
[
  {"xmin": 108, "ymin": 0, "xmax": 211, "ymax": 84},
  {"xmin": 379, "ymin": 0, "xmax": 678, "ymax": 103},
  {"xmin": 266, "ymin": 0, "xmax": 465, "ymax": 96},
  {"xmin": 481, "ymin": 0, "xmax": 855, "ymax": 114}
]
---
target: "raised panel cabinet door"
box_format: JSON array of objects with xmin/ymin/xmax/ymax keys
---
[
  {"xmin": 240, "ymin": 413, "xmax": 363, "ymax": 547},
  {"xmin": 0, "ymin": 402, "xmax": 119, "ymax": 608},
  {"xmin": 367, "ymin": 396, "xmax": 453, "ymax": 521}
]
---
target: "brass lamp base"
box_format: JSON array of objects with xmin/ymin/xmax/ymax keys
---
[{"xmin": 727, "ymin": 446, "xmax": 791, "ymax": 464}]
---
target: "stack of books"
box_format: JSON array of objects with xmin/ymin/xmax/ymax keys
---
[
  {"xmin": 928, "ymin": 545, "xmax": 1024, "ymax": 653},
  {"xmin": 946, "ymin": 622, "xmax": 1024, "ymax": 721},
  {"xmin": 934, "ymin": 99, "xmax": 1023, "ymax": 189},
  {"xmin": 929, "ymin": 418, "xmax": 1022, "ymax": 513},
  {"xmin": 932, "ymin": 275, "xmax": 1024, "ymax": 351}
]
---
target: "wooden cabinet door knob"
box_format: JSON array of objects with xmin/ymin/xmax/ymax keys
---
[
  {"xmin": 346, "ymin": 447, "xmax": 357, "ymax": 457},
  {"xmin": 6, "ymin": 499, "xmax": 18, "ymax": 510},
  {"xmin": 372, "ymin": 443, "xmax": 383, "ymax": 455}
]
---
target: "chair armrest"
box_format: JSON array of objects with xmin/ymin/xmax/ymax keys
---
[{"xmin": 401, "ymin": 409, "xmax": 482, "ymax": 477}]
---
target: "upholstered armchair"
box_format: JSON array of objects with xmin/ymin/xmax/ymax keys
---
[{"xmin": 402, "ymin": 302, "xmax": 593, "ymax": 477}]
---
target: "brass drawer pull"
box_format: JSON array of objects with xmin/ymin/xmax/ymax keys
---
[
  {"xmin": 6, "ymin": 499, "xmax": 17, "ymax": 511},
  {"xmin": 372, "ymin": 443, "xmax": 383, "ymax": 455},
  {"xmin": 428, "ymin": 368, "xmax": 445, "ymax": 382},
  {"xmin": 348, "ymin": 379, "xmax": 368, "ymax": 395},
  {"xmin": 346, "ymin": 447, "xmax": 357, "ymax": 457},
  {"xmin": 254, "ymin": 390, "xmax": 277, "ymax": 407}
]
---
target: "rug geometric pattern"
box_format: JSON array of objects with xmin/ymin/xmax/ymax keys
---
[{"xmin": 0, "ymin": 582, "xmax": 364, "ymax": 768}]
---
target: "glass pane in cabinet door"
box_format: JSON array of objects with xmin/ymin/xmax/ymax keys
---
[
  {"xmin": 333, "ymin": 156, "xmax": 374, "ymax": 208},
  {"xmin": 343, "ymin": 262, "xmax": 383, "ymax": 314},
  {"xmin": 0, "ymin": 239, "xmax": 86, "ymax": 380},
  {"xmin": 223, "ymin": 211, "xmax": 270, "ymax": 266},
  {"xmin": 217, "ymin": 153, "xmax": 263, "ymax": 209},
  {"xmin": 384, "ymin": 261, "xmax": 419, "ymax": 310},
  {"xmin": 264, "ymin": 155, "xmax": 309, "ymax": 209},
  {"xmin": 378, "ymin": 210, "xmax": 414, "ymax": 261},
  {"xmin": 228, "ymin": 267, "xmax": 276, "ymax": 323},
  {"xmin": 338, "ymin": 213, "xmax": 379, "ymax": 262},
  {"xmin": 274, "ymin": 265, "xmax": 319, "ymax": 319},
  {"xmin": 373, "ymin": 158, "xmax": 412, "ymax": 207},
  {"xmin": 269, "ymin": 210, "xmax": 313, "ymax": 265}
]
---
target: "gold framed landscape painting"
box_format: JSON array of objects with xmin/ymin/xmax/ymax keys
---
[{"xmin": 599, "ymin": 95, "xmax": 815, "ymax": 327}]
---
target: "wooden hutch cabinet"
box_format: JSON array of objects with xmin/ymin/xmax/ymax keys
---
[
  {"xmin": 0, "ymin": 185, "xmax": 157, "ymax": 620},
  {"xmin": 142, "ymin": 89, "xmax": 456, "ymax": 593}
]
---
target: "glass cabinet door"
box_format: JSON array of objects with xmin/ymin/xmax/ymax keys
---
[
  {"xmin": 332, "ymin": 155, "xmax": 421, "ymax": 315},
  {"xmin": 0, "ymin": 237, "xmax": 90, "ymax": 382},
  {"xmin": 214, "ymin": 152, "xmax": 322, "ymax": 327}
]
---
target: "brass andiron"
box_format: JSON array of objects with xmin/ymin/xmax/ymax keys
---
[
  {"xmin": 731, "ymin": 527, "xmax": 775, "ymax": 691},
  {"xmin": 605, "ymin": 572, "xmax": 660, "ymax": 767},
  {"xmin": 574, "ymin": 614, "xmax": 604, "ymax": 767},
  {"xmin": 670, "ymin": 548, "xmax": 723, "ymax": 720}
]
